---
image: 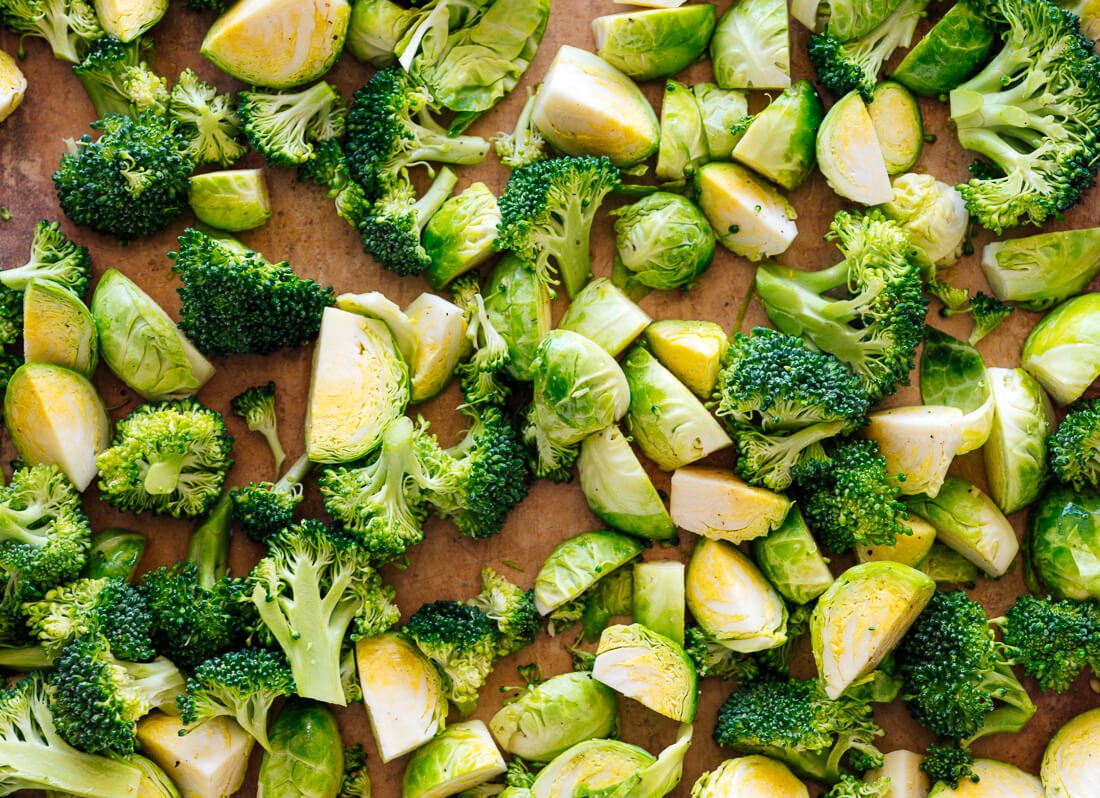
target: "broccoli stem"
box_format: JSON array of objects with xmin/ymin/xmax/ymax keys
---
[
  {"xmin": 275, "ymin": 453, "xmax": 313, "ymax": 493},
  {"xmin": 408, "ymin": 131, "xmax": 491, "ymax": 167},
  {"xmin": 258, "ymin": 426, "xmax": 286, "ymax": 477},
  {"xmin": 415, "ymin": 167, "xmax": 459, "ymax": 230},
  {"xmin": 0, "ymin": 743, "xmax": 142, "ymax": 797},
  {"xmin": 0, "ymin": 644, "xmax": 53, "ymax": 670},
  {"xmin": 143, "ymin": 456, "xmax": 186, "ymax": 496},
  {"xmin": 555, "ymin": 196, "xmax": 591, "ymax": 299},
  {"xmin": 185, "ymin": 491, "xmax": 233, "ymax": 589}
]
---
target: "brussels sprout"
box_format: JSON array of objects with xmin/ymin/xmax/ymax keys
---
[
  {"xmin": 811, "ymin": 561, "xmax": 935, "ymax": 699},
  {"xmin": 691, "ymin": 755, "xmax": 810, "ymax": 798},
  {"xmin": 592, "ymin": 5, "xmax": 716, "ymax": 81},
  {"xmin": 22, "ymin": 279, "xmax": 98, "ymax": 378},
  {"xmin": 530, "ymin": 738, "xmax": 655, "ymax": 798},
  {"xmin": 4, "ymin": 362, "xmax": 110, "ymax": 492},
  {"xmin": 693, "ymin": 162, "xmax": 798, "ymax": 261},
  {"xmin": 880, "ymin": 173, "xmax": 970, "ymax": 267},
  {"xmin": 592, "ymin": 623, "xmax": 697, "ymax": 722},
  {"xmin": 644, "ymin": 320, "xmax": 728, "ymax": 399},
  {"xmin": 711, "ymin": 0, "xmax": 791, "ymax": 90},
  {"xmin": 91, "ymin": 269, "xmax": 215, "ymax": 401},
  {"xmin": 258, "ymin": 700, "xmax": 344, "ymax": 798},
  {"xmin": 917, "ymin": 541, "xmax": 981, "ymax": 586},
  {"xmin": 1022, "ymin": 293, "xmax": 1100, "ymax": 405},
  {"xmin": 355, "ymin": 633, "xmax": 447, "ymax": 762},
  {"xmin": 692, "ymin": 83, "xmax": 750, "ymax": 160},
  {"xmin": 95, "ymin": 0, "xmax": 166, "ymax": 41},
  {"xmin": 534, "ymin": 529, "xmax": 644, "ymax": 615},
  {"xmin": 132, "ymin": 753, "xmax": 182, "ymax": 798},
  {"xmin": 577, "ymin": 425, "xmax": 676, "ymax": 541},
  {"xmin": 867, "ymin": 82, "xmax": 923, "ymax": 175},
  {"xmin": 137, "ymin": 713, "xmax": 255, "ymax": 798},
  {"xmin": 633, "ymin": 561, "xmax": 685, "ymax": 644},
  {"xmin": 670, "ymin": 465, "xmax": 790, "ymax": 544},
  {"xmin": 906, "ymin": 476, "xmax": 1019, "ymax": 577},
  {"xmin": 1027, "ymin": 485, "xmax": 1100, "ymax": 600},
  {"xmin": 529, "ymin": 330, "xmax": 630, "ymax": 449},
  {"xmin": 864, "ymin": 406, "xmax": 968, "ymax": 497},
  {"xmin": 857, "ymin": 515, "xmax": 937, "ymax": 568},
  {"xmin": 752, "ymin": 507, "xmax": 834, "ymax": 605},
  {"xmin": 612, "ymin": 193, "xmax": 716, "ymax": 293},
  {"xmin": 83, "ymin": 528, "xmax": 146, "ymax": 581},
  {"xmin": 863, "ymin": 750, "xmax": 929, "ymax": 798},
  {"xmin": 686, "ymin": 538, "xmax": 787, "ymax": 652},
  {"xmin": 305, "ymin": 306, "xmax": 409, "ymax": 464},
  {"xmin": 732, "ymin": 81, "xmax": 824, "ymax": 190},
  {"xmin": 919, "ymin": 327, "xmax": 993, "ymax": 454},
  {"xmin": 490, "ymin": 672, "xmax": 617, "ymax": 762},
  {"xmin": 817, "ymin": 91, "xmax": 893, "ymax": 205},
  {"xmin": 188, "ymin": 169, "xmax": 273, "ymax": 232},
  {"xmin": 1041, "ymin": 707, "xmax": 1100, "ymax": 798},
  {"xmin": 984, "ymin": 368, "xmax": 1054, "ymax": 514},
  {"xmin": 636, "ymin": 723, "xmax": 694, "ymax": 798},
  {"xmin": 981, "ymin": 227, "xmax": 1100, "ymax": 311},
  {"xmin": 403, "ymin": 721, "xmax": 507, "ymax": 798},
  {"xmin": 559, "ymin": 278, "xmax": 650, "ymax": 357},
  {"xmin": 483, "ymin": 254, "xmax": 551, "ymax": 380},
  {"xmin": 892, "ymin": 1, "xmax": 996, "ymax": 96},
  {"xmin": 346, "ymin": 0, "xmax": 415, "ymax": 66},
  {"xmin": 580, "ymin": 566, "xmax": 634, "ymax": 642},
  {"xmin": 532, "ymin": 46, "xmax": 660, "ymax": 168},
  {"xmin": 0, "ymin": 49, "xmax": 25, "ymax": 124},
  {"xmin": 622, "ymin": 346, "xmax": 731, "ymax": 470},
  {"xmin": 423, "ymin": 182, "xmax": 501, "ymax": 290},
  {"xmin": 336, "ymin": 290, "xmax": 418, "ymax": 367},
  {"xmin": 406, "ymin": 293, "xmax": 470, "ymax": 402},
  {"xmin": 655, "ymin": 80, "xmax": 709, "ymax": 184},
  {"xmin": 931, "ymin": 758, "xmax": 1044, "ymax": 797}
]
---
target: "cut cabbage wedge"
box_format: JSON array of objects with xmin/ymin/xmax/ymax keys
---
[
  {"xmin": 816, "ymin": 90, "xmax": 893, "ymax": 205},
  {"xmin": 592, "ymin": 623, "xmax": 698, "ymax": 723}
]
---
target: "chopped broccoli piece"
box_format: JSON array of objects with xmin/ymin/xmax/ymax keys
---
[
  {"xmin": 340, "ymin": 744, "xmax": 372, "ymax": 797},
  {"xmin": 237, "ymin": 81, "xmax": 347, "ymax": 167},
  {"xmin": 404, "ymin": 599, "xmax": 498, "ymax": 716},
  {"xmin": 0, "ymin": 220, "xmax": 90, "ymax": 296},
  {"xmin": 230, "ymin": 454, "xmax": 312, "ymax": 543},
  {"xmin": 926, "ymin": 278, "xmax": 972, "ymax": 315},
  {"xmin": 22, "ymin": 577, "xmax": 153, "ymax": 661},
  {"xmin": 230, "ymin": 382, "xmax": 286, "ymax": 475},
  {"xmin": 0, "ymin": 286, "xmax": 23, "ymax": 346},
  {"xmin": 449, "ymin": 274, "xmax": 513, "ymax": 406},
  {"xmin": 967, "ymin": 293, "xmax": 1013, "ymax": 344},
  {"xmin": 360, "ymin": 166, "xmax": 457, "ymax": 276},
  {"xmin": 467, "ymin": 567, "xmax": 539, "ymax": 657},
  {"xmin": 997, "ymin": 594, "xmax": 1100, "ymax": 693},
  {"xmin": 921, "ymin": 742, "xmax": 977, "ymax": 788},
  {"xmin": 0, "ymin": 0, "xmax": 102, "ymax": 62},
  {"xmin": 1048, "ymin": 399, "xmax": 1100, "ymax": 491},
  {"xmin": 825, "ymin": 774, "xmax": 892, "ymax": 798},
  {"xmin": 685, "ymin": 626, "xmax": 759, "ymax": 682},
  {"xmin": 167, "ymin": 69, "xmax": 246, "ymax": 167},
  {"xmin": 493, "ymin": 87, "xmax": 545, "ymax": 169},
  {"xmin": 72, "ymin": 36, "xmax": 166, "ymax": 119},
  {"xmin": 297, "ymin": 138, "xmax": 372, "ymax": 231}
]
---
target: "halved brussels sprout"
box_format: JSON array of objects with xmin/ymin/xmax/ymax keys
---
[
  {"xmin": 694, "ymin": 162, "xmax": 798, "ymax": 261},
  {"xmin": 670, "ymin": 465, "xmax": 790, "ymax": 543},
  {"xmin": 731, "ymin": 81, "xmax": 823, "ymax": 190},
  {"xmin": 692, "ymin": 83, "xmax": 749, "ymax": 160},
  {"xmin": 92, "ymin": 269, "xmax": 215, "ymax": 401},
  {"xmin": 827, "ymin": 0, "xmax": 903, "ymax": 38},
  {"xmin": 592, "ymin": 5, "xmax": 716, "ymax": 81},
  {"xmin": 612, "ymin": 193, "xmax": 716, "ymax": 292},
  {"xmin": 530, "ymin": 738, "xmax": 655, "ymax": 798},
  {"xmin": 534, "ymin": 529, "xmax": 644, "ymax": 615},
  {"xmin": 907, "ymin": 476, "xmax": 1018, "ymax": 577},
  {"xmin": 919, "ymin": 327, "xmax": 993, "ymax": 454},
  {"xmin": 891, "ymin": 1, "xmax": 996, "ymax": 96},
  {"xmin": 1027, "ymin": 485, "xmax": 1100, "ymax": 600},
  {"xmin": 578, "ymin": 425, "xmax": 676, "ymax": 541},
  {"xmin": 188, "ymin": 169, "xmax": 273, "ymax": 232},
  {"xmin": 622, "ymin": 346, "xmax": 731, "ymax": 470},
  {"xmin": 644, "ymin": 320, "xmax": 728, "ymax": 399},
  {"xmin": 23, "ymin": 279, "xmax": 98, "ymax": 378},
  {"xmin": 0, "ymin": 49, "xmax": 26, "ymax": 124},
  {"xmin": 423, "ymin": 182, "xmax": 501, "ymax": 290},
  {"xmin": 917, "ymin": 541, "xmax": 980, "ymax": 586},
  {"xmin": 880, "ymin": 173, "xmax": 969, "ymax": 267},
  {"xmin": 931, "ymin": 759, "xmax": 1044, "ymax": 797},
  {"xmin": 711, "ymin": 0, "xmax": 790, "ymax": 90},
  {"xmin": 864, "ymin": 406, "xmax": 967, "ymax": 497},
  {"xmin": 258, "ymin": 699, "xmax": 343, "ymax": 798},
  {"xmin": 489, "ymin": 673, "xmax": 617, "ymax": 762},
  {"xmin": 1041, "ymin": 707, "xmax": 1100, "ymax": 798},
  {"xmin": 403, "ymin": 721, "xmax": 506, "ymax": 798},
  {"xmin": 406, "ymin": 293, "xmax": 470, "ymax": 403},
  {"xmin": 691, "ymin": 755, "xmax": 810, "ymax": 798},
  {"xmin": 559, "ymin": 278, "xmax": 650, "ymax": 357},
  {"xmin": 355, "ymin": 633, "xmax": 447, "ymax": 762},
  {"xmin": 686, "ymin": 537, "xmax": 787, "ymax": 652},
  {"xmin": 592, "ymin": 623, "xmax": 697, "ymax": 723},
  {"xmin": 634, "ymin": 561, "xmax": 685, "ymax": 644},
  {"xmin": 816, "ymin": 91, "xmax": 893, "ymax": 205},
  {"xmin": 137, "ymin": 713, "xmax": 254, "ymax": 798},
  {"xmin": 864, "ymin": 750, "xmax": 929, "ymax": 798},
  {"xmin": 655, "ymin": 80, "xmax": 709, "ymax": 183},
  {"xmin": 752, "ymin": 507, "xmax": 834, "ymax": 605},
  {"xmin": 984, "ymin": 368, "xmax": 1054, "ymax": 514},
  {"xmin": 811, "ymin": 561, "xmax": 935, "ymax": 699},
  {"xmin": 305, "ymin": 306, "xmax": 409, "ymax": 463},
  {"xmin": 483, "ymin": 254, "xmax": 551, "ymax": 380},
  {"xmin": 532, "ymin": 45, "xmax": 660, "ymax": 168},
  {"xmin": 857, "ymin": 515, "xmax": 936, "ymax": 568},
  {"xmin": 1022, "ymin": 293, "xmax": 1100, "ymax": 405},
  {"xmin": 867, "ymin": 82, "xmax": 923, "ymax": 175},
  {"xmin": 982, "ymin": 227, "xmax": 1100, "ymax": 311},
  {"xmin": 336, "ymin": 290, "xmax": 418, "ymax": 367},
  {"xmin": 4, "ymin": 362, "xmax": 110, "ymax": 492}
]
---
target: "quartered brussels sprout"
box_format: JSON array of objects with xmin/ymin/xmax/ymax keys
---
[
  {"xmin": 559, "ymin": 278, "xmax": 650, "ymax": 357},
  {"xmin": 532, "ymin": 45, "xmax": 660, "ymax": 168},
  {"xmin": 930, "ymin": 758, "xmax": 1043, "ymax": 797},
  {"xmin": 892, "ymin": 1, "xmax": 996, "ymax": 96},
  {"xmin": 95, "ymin": 0, "xmax": 167, "ymax": 40},
  {"xmin": 864, "ymin": 406, "xmax": 967, "ymax": 497},
  {"xmin": 857, "ymin": 515, "xmax": 937, "ymax": 568},
  {"xmin": 0, "ymin": 49, "xmax": 26, "ymax": 124},
  {"xmin": 490, "ymin": 672, "xmax": 617, "ymax": 762},
  {"xmin": 530, "ymin": 738, "xmax": 655, "ymax": 798},
  {"xmin": 692, "ymin": 83, "xmax": 749, "ymax": 160},
  {"xmin": 907, "ymin": 476, "xmax": 1019, "ymax": 577},
  {"xmin": 881, "ymin": 173, "xmax": 970, "ymax": 267},
  {"xmin": 188, "ymin": 169, "xmax": 273, "ymax": 232},
  {"xmin": 1022, "ymin": 293, "xmax": 1100, "ymax": 405},
  {"xmin": 258, "ymin": 700, "xmax": 344, "ymax": 798},
  {"xmin": 864, "ymin": 750, "xmax": 929, "ymax": 798},
  {"xmin": 731, "ymin": 81, "xmax": 824, "ymax": 191},
  {"xmin": 634, "ymin": 561, "xmax": 686, "ymax": 644},
  {"xmin": 1027, "ymin": 485, "xmax": 1100, "ymax": 600},
  {"xmin": 406, "ymin": 293, "xmax": 470, "ymax": 402},
  {"xmin": 337, "ymin": 290, "xmax": 418, "ymax": 369},
  {"xmin": 670, "ymin": 465, "xmax": 790, "ymax": 544},
  {"xmin": 577, "ymin": 425, "xmax": 676, "ymax": 541},
  {"xmin": 686, "ymin": 537, "xmax": 787, "ymax": 652},
  {"xmin": 867, "ymin": 82, "xmax": 923, "ymax": 175},
  {"xmin": 592, "ymin": 5, "xmax": 716, "ymax": 81},
  {"xmin": 483, "ymin": 254, "xmax": 551, "ymax": 380},
  {"xmin": 655, "ymin": 80, "xmax": 709, "ymax": 183},
  {"xmin": 691, "ymin": 755, "xmax": 810, "ymax": 798},
  {"xmin": 693, "ymin": 162, "xmax": 798, "ymax": 261},
  {"xmin": 752, "ymin": 507, "xmax": 834, "ymax": 605},
  {"xmin": 711, "ymin": 0, "xmax": 790, "ymax": 90},
  {"xmin": 622, "ymin": 346, "xmax": 731, "ymax": 470},
  {"xmin": 403, "ymin": 721, "xmax": 507, "ymax": 798},
  {"xmin": 916, "ymin": 541, "xmax": 980, "ymax": 586},
  {"xmin": 137, "ymin": 713, "xmax": 255, "ymax": 798},
  {"xmin": 1042, "ymin": 707, "xmax": 1100, "ymax": 798},
  {"xmin": 816, "ymin": 91, "xmax": 893, "ymax": 205},
  {"xmin": 22, "ymin": 279, "xmax": 98, "ymax": 378},
  {"xmin": 984, "ymin": 368, "xmax": 1054, "ymax": 514},
  {"xmin": 644, "ymin": 320, "xmax": 728, "ymax": 399},
  {"xmin": 534, "ymin": 529, "xmax": 644, "ymax": 615},
  {"xmin": 919, "ymin": 327, "xmax": 993, "ymax": 454},
  {"xmin": 982, "ymin": 227, "xmax": 1100, "ymax": 311},
  {"xmin": 92, "ymin": 269, "xmax": 215, "ymax": 401},
  {"xmin": 593, "ymin": 623, "xmax": 698, "ymax": 723},
  {"xmin": 346, "ymin": 0, "xmax": 415, "ymax": 66},
  {"xmin": 612, "ymin": 193, "xmax": 716, "ymax": 292},
  {"xmin": 305, "ymin": 306, "xmax": 410, "ymax": 463},
  {"xmin": 811, "ymin": 561, "xmax": 935, "ymax": 700},
  {"xmin": 423, "ymin": 182, "xmax": 501, "ymax": 290}
]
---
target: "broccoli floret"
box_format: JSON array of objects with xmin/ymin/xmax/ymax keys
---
[
  {"xmin": 825, "ymin": 774, "xmax": 892, "ymax": 798},
  {"xmin": 177, "ymin": 647, "xmax": 294, "ymax": 752},
  {"xmin": 0, "ymin": 465, "xmax": 90, "ymax": 603},
  {"xmin": 997, "ymin": 594, "xmax": 1100, "ymax": 693},
  {"xmin": 230, "ymin": 382, "xmax": 286, "ymax": 475},
  {"xmin": 72, "ymin": 36, "xmax": 166, "ymax": 119},
  {"xmin": 53, "ymin": 111, "xmax": 193, "ymax": 241},
  {"xmin": 167, "ymin": 69, "xmax": 246, "ymax": 167},
  {"xmin": 360, "ymin": 166, "xmax": 457, "ymax": 276},
  {"xmin": 895, "ymin": 590, "xmax": 1035, "ymax": 743},
  {"xmin": 0, "ymin": 286, "xmax": 23, "ymax": 346},
  {"xmin": 183, "ymin": 0, "xmax": 226, "ymax": 11},
  {"xmin": 685, "ymin": 626, "xmax": 759, "ymax": 682},
  {"xmin": 921, "ymin": 742, "xmax": 977, "ymax": 788},
  {"xmin": 0, "ymin": 352, "xmax": 20, "ymax": 394},
  {"xmin": 493, "ymin": 87, "xmax": 545, "ymax": 169},
  {"xmin": 96, "ymin": 399, "xmax": 233, "ymax": 519},
  {"xmin": 755, "ymin": 211, "xmax": 928, "ymax": 403},
  {"xmin": 467, "ymin": 568, "xmax": 539, "ymax": 657},
  {"xmin": 808, "ymin": 0, "xmax": 929, "ymax": 100},
  {"xmin": 170, "ymin": 227, "xmax": 335, "ymax": 356},
  {"xmin": 404, "ymin": 600, "xmax": 498, "ymax": 716},
  {"xmin": 450, "ymin": 275, "xmax": 513, "ymax": 406},
  {"xmin": 237, "ymin": 81, "xmax": 346, "ymax": 167},
  {"xmin": 0, "ymin": 220, "xmax": 90, "ymax": 296},
  {"xmin": 297, "ymin": 138, "xmax": 372, "ymax": 231},
  {"xmin": 345, "ymin": 67, "xmax": 489, "ymax": 200},
  {"xmin": 950, "ymin": 0, "xmax": 1100, "ymax": 231},
  {"xmin": 340, "ymin": 744, "xmax": 372, "ymax": 797},
  {"xmin": 939, "ymin": 290, "xmax": 1014, "ymax": 344},
  {"xmin": 0, "ymin": 672, "xmax": 146, "ymax": 796},
  {"xmin": 495, "ymin": 155, "xmax": 622, "ymax": 298},
  {"xmin": 22, "ymin": 577, "xmax": 153, "ymax": 661},
  {"xmin": 230, "ymin": 454, "xmax": 312, "ymax": 543},
  {"xmin": 0, "ymin": 0, "xmax": 101, "ymax": 62},
  {"xmin": 713, "ymin": 676, "xmax": 885, "ymax": 783},
  {"xmin": 249, "ymin": 520, "xmax": 399, "ymax": 705},
  {"xmin": 1049, "ymin": 398, "xmax": 1100, "ymax": 490},
  {"xmin": 792, "ymin": 438, "xmax": 909, "ymax": 553},
  {"xmin": 926, "ymin": 278, "xmax": 972, "ymax": 314}
]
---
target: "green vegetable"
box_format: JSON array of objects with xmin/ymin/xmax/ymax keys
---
[
  {"xmin": 866, "ymin": 81, "xmax": 922, "ymax": 175},
  {"xmin": 655, "ymin": 79, "xmax": 709, "ymax": 183},
  {"xmin": 984, "ymin": 368, "xmax": 1054, "ymax": 514},
  {"xmin": 918, "ymin": 328, "xmax": 993, "ymax": 453},
  {"xmin": 167, "ymin": 68, "xmax": 246, "ymax": 167},
  {"xmin": 691, "ymin": 755, "xmax": 810, "ymax": 798},
  {"xmin": 612, "ymin": 193, "xmax": 715, "ymax": 294},
  {"xmin": 815, "ymin": 91, "xmax": 893, "ymax": 205},
  {"xmin": 82, "ymin": 528, "xmax": 145, "ymax": 581},
  {"xmin": 670, "ymin": 465, "xmax": 790, "ymax": 544},
  {"xmin": 645, "ymin": 319, "xmax": 728, "ymax": 399},
  {"xmin": 1027, "ymin": 484, "xmax": 1100, "ymax": 600},
  {"xmin": 230, "ymin": 454, "xmax": 311, "ymax": 543},
  {"xmin": 258, "ymin": 700, "xmax": 344, "ymax": 798},
  {"xmin": 711, "ymin": 0, "xmax": 790, "ymax": 89},
  {"xmin": 0, "ymin": 219, "xmax": 90, "ymax": 297},
  {"xmin": 534, "ymin": 529, "xmax": 643, "ymax": 615},
  {"xmin": 21, "ymin": 279, "xmax": 98, "ymax": 378},
  {"xmin": 483, "ymin": 254, "xmax": 551, "ymax": 380},
  {"xmin": 406, "ymin": 292, "xmax": 470, "ymax": 401},
  {"xmin": 732, "ymin": 80, "xmax": 824, "ymax": 190},
  {"xmin": 916, "ymin": 541, "xmax": 980, "ymax": 586},
  {"xmin": 1042, "ymin": 707, "xmax": 1100, "ymax": 798},
  {"xmin": 91, "ymin": 0, "xmax": 163, "ymax": 41},
  {"xmin": 752, "ymin": 507, "xmax": 834, "ymax": 605},
  {"xmin": 558, "ymin": 278, "xmax": 650, "ymax": 357},
  {"xmin": 998, "ymin": 594, "xmax": 1100, "ymax": 693},
  {"xmin": 529, "ymin": 738, "xmax": 653, "ymax": 798},
  {"xmin": 981, "ymin": 227, "xmax": 1100, "ymax": 311},
  {"xmin": 891, "ymin": 1, "xmax": 996, "ymax": 96},
  {"xmin": 187, "ymin": 169, "xmax": 272, "ymax": 232},
  {"xmin": 1022, "ymin": 293, "xmax": 1100, "ymax": 405},
  {"xmin": 493, "ymin": 86, "xmax": 545, "ymax": 169},
  {"xmin": 694, "ymin": 161, "xmax": 798, "ymax": 261},
  {"xmin": 403, "ymin": 720, "xmax": 507, "ymax": 798},
  {"xmin": 881, "ymin": 173, "xmax": 970, "ymax": 267},
  {"xmin": 592, "ymin": 4, "xmax": 715, "ymax": 81},
  {"xmin": 692, "ymin": 83, "xmax": 749, "ymax": 159},
  {"xmin": 23, "ymin": 575, "xmax": 153, "ymax": 660},
  {"xmin": 593, "ymin": 622, "xmax": 697, "ymax": 723},
  {"xmin": 929, "ymin": 758, "xmax": 1042, "ymax": 796},
  {"xmin": 72, "ymin": 37, "xmax": 167, "ymax": 120},
  {"xmin": 345, "ymin": 0, "xmax": 414, "ymax": 66},
  {"xmin": 423, "ymin": 182, "xmax": 501, "ymax": 290},
  {"xmin": 633, "ymin": 561, "xmax": 685, "ymax": 644},
  {"xmin": 0, "ymin": 0, "xmax": 102, "ymax": 63}
]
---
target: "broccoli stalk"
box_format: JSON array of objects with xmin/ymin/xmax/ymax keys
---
[
  {"xmin": 72, "ymin": 36, "xmax": 167, "ymax": 119},
  {"xmin": 167, "ymin": 69, "xmax": 246, "ymax": 167},
  {"xmin": 237, "ymin": 81, "xmax": 347, "ymax": 167},
  {"xmin": 451, "ymin": 275, "xmax": 512, "ymax": 406},
  {"xmin": 493, "ymin": 87, "xmax": 545, "ymax": 169},
  {"xmin": 230, "ymin": 454, "xmax": 312, "ymax": 543},
  {"xmin": 230, "ymin": 382, "xmax": 286, "ymax": 475},
  {"xmin": 361, "ymin": 166, "xmax": 458, "ymax": 276},
  {"xmin": 996, "ymin": 594, "xmax": 1100, "ymax": 693},
  {"xmin": 1047, "ymin": 398, "xmax": 1100, "ymax": 491},
  {"xmin": 0, "ymin": 220, "xmax": 90, "ymax": 296},
  {"xmin": 0, "ymin": 0, "xmax": 101, "ymax": 62}
]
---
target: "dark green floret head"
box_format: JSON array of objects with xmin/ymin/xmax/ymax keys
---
[
  {"xmin": 920, "ymin": 742, "xmax": 976, "ymax": 788},
  {"xmin": 1049, "ymin": 399, "xmax": 1100, "ymax": 492},
  {"xmin": 404, "ymin": 599, "xmax": 499, "ymax": 716},
  {"xmin": 998, "ymin": 594, "xmax": 1100, "ymax": 693}
]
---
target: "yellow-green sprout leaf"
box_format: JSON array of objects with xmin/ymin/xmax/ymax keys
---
[
  {"xmin": 867, "ymin": 82, "xmax": 923, "ymax": 176},
  {"xmin": 752, "ymin": 507, "xmax": 834, "ymax": 605},
  {"xmin": 402, "ymin": 721, "xmax": 506, "ymax": 798},
  {"xmin": 918, "ymin": 328, "xmax": 993, "ymax": 454},
  {"xmin": 655, "ymin": 79, "xmax": 709, "ymax": 183},
  {"xmin": 534, "ymin": 529, "xmax": 644, "ymax": 615},
  {"xmin": 592, "ymin": 5, "xmax": 716, "ymax": 82},
  {"xmin": 983, "ymin": 368, "xmax": 1054, "ymax": 514},
  {"xmin": 692, "ymin": 83, "xmax": 749, "ymax": 160},
  {"xmin": 0, "ymin": 50, "xmax": 26, "ymax": 124},
  {"xmin": 406, "ymin": 293, "xmax": 470, "ymax": 403},
  {"xmin": 711, "ymin": 0, "xmax": 790, "ymax": 90},
  {"xmin": 670, "ymin": 465, "xmax": 790, "ymax": 544},
  {"xmin": 633, "ymin": 561, "xmax": 685, "ymax": 645},
  {"xmin": 931, "ymin": 758, "xmax": 1043, "ymax": 797},
  {"xmin": 258, "ymin": 700, "xmax": 344, "ymax": 798},
  {"xmin": 612, "ymin": 193, "xmax": 716, "ymax": 293},
  {"xmin": 863, "ymin": 406, "xmax": 968, "ymax": 497},
  {"xmin": 1026, "ymin": 485, "xmax": 1100, "ymax": 601},
  {"xmin": 857, "ymin": 515, "xmax": 937, "ymax": 568},
  {"xmin": 188, "ymin": 169, "xmax": 273, "ymax": 233},
  {"xmin": 816, "ymin": 91, "xmax": 893, "ymax": 206},
  {"xmin": 592, "ymin": 624, "xmax": 697, "ymax": 722},
  {"xmin": 864, "ymin": 750, "xmax": 929, "ymax": 798},
  {"xmin": 137, "ymin": 714, "xmax": 254, "ymax": 798},
  {"xmin": 336, "ymin": 291, "xmax": 419, "ymax": 369},
  {"xmin": 23, "ymin": 279, "xmax": 98, "ymax": 377},
  {"xmin": 694, "ymin": 162, "xmax": 798, "ymax": 261},
  {"xmin": 1042, "ymin": 707, "xmax": 1100, "ymax": 798},
  {"xmin": 531, "ymin": 738, "xmax": 654, "ymax": 798},
  {"xmin": 981, "ymin": 227, "xmax": 1100, "ymax": 312},
  {"xmin": 1022, "ymin": 293, "xmax": 1100, "ymax": 405},
  {"xmin": 691, "ymin": 755, "xmax": 810, "ymax": 798},
  {"xmin": 732, "ymin": 80, "xmax": 824, "ymax": 191},
  {"xmin": 559, "ymin": 278, "xmax": 650, "ymax": 358},
  {"xmin": 423, "ymin": 182, "xmax": 501, "ymax": 291}
]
